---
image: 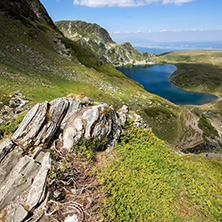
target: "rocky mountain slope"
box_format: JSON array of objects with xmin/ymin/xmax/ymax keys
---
[
  {"xmin": 56, "ymin": 20, "xmax": 154, "ymax": 66},
  {"xmin": 0, "ymin": 0, "xmax": 221, "ymax": 154},
  {"xmin": 0, "ymin": 0, "xmax": 185, "ymax": 150},
  {"xmin": 0, "ymin": 0, "xmax": 221, "ymax": 151},
  {"xmin": 0, "ymin": 1, "xmax": 222, "ymax": 221}
]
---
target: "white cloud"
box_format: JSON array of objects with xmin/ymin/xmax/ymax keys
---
[
  {"xmin": 110, "ymin": 29, "xmax": 219, "ymax": 35},
  {"xmin": 73, "ymin": 0, "xmax": 195, "ymax": 7},
  {"xmin": 162, "ymin": 0, "xmax": 194, "ymax": 5}
]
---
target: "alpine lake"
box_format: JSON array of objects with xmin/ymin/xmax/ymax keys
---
[{"xmin": 117, "ymin": 64, "xmax": 218, "ymax": 105}]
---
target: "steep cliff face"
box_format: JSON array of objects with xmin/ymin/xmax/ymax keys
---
[{"xmin": 56, "ymin": 20, "xmax": 155, "ymax": 66}]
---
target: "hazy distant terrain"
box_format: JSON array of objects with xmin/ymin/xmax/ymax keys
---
[{"xmin": 134, "ymin": 41, "xmax": 222, "ymax": 54}]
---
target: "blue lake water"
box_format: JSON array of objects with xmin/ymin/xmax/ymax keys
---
[{"xmin": 117, "ymin": 64, "xmax": 218, "ymax": 105}]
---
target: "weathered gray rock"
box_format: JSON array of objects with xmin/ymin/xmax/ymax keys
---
[
  {"xmin": 35, "ymin": 98, "xmax": 69, "ymax": 146},
  {"xmin": 133, "ymin": 114, "xmax": 149, "ymax": 129},
  {"xmin": 14, "ymin": 204, "xmax": 28, "ymax": 222},
  {"xmin": 92, "ymin": 113, "xmax": 111, "ymax": 139},
  {"xmin": 25, "ymin": 152, "xmax": 51, "ymax": 211},
  {"xmin": 0, "ymin": 92, "xmax": 29, "ymax": 126},
  {"xmin": 118, "ymin": 105, "xmax": 129, "ymax": 126},
  {"xmin": 106, "ymin": 106, "xmax": 122, "ymax": 148},
  {"xmin": 60, "ymin": 98, "xmax": 82, "ymax": 128},
  {"xmin": 0, "ymin": 156, "xmax": 41, "ymax": 209},
  {"xmin": 61, "ymin": 99, "xmax": 83, "ymax": 152},
  {"xmin": 9, "ymin": 94, "xmax": 29, "ymax": 109},
  {"xmin": 83, "ymin": 106, "xmax": 100, "ymax": 139},
  {"xmin": 0, "ymin": 138, "xmax": 16, "ymax": 163},
  {"xmin": 92, "ymin": 105, "xmax": 121, "ymax": 144},
  {"xmin": 12, "ymin": 102, "xmax": 48, "ymax": 147},
  {"xmin": 60, "ymin": 99, "xmax": 122, "ymax": 152},
  {"xmin": 62, "ymin": 118, "xmax": 85, "ymax": 152},
  {"xmin": 0, "ymin": 146, "xmax": 23, "ymax": 186}
]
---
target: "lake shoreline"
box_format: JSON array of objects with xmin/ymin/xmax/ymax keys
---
[
  {"xmin": 169, "ymin": 63, "xmax": 219, "ymax": 105},
  {"xmin": 117, "ymin": 64, "xmax": 218, "ymax": 106}
]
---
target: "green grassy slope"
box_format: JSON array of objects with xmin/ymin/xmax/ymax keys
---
[
  {"xmin": 0, "ymin": 3, "xmax": 222, "ymax": 221},
  {"xmin": 101, "ymin": 126, "xmax": 222, "ymax": 221},
  {"xmin": 0, "ymin": 0, "xmax": 182, "ymax": 146}
]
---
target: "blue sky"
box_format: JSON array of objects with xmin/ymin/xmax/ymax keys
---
[{"xmin": 40, "ymin": 0, "xmax": 222, "ymax": 44}]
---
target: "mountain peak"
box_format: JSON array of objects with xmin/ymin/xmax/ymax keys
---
[
  {"xmin": 56, "ymin": 20, "xmax": 154, "ymax": 66},
  {"xmin": 0, "ymin": 0, "xmax": 57, "ymax": 30}
]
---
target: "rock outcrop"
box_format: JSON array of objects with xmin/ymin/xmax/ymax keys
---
[{"xmin": 0, "ymin": 96, "xmax": 147, "ymax": 221}]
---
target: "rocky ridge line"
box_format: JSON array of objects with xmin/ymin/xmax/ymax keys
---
[{"xmin": 55, "ymin": 20, "xmax": 155, "ymax": 66}]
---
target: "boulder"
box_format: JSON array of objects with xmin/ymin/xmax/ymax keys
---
[
  {"xmin": 83, "ymin": 106, "xmax": 100, "ymax": 139},
  {"xmin": 60, "ymin": 98, "xmax": 83, "ymax": 152},
  {"xmin": 0, "ymin": 92, "xmax": 29, "ymax": 124},
  {"xmin": 60, "ymin": 99, "xmax": 122, "ymax": 152}
]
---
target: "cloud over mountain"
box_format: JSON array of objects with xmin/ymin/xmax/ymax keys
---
[{"xmin": 73, "ymin": 0, "xmax": 194, "ymax": 7}]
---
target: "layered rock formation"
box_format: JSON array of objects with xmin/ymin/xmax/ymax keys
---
[{"xmin": 0, "ymin": 96, "xmax": 147, "ymax": 221}]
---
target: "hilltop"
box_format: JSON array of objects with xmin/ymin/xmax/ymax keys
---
[{"xmin": 55, "ymin": 20, "xmax": 154, "ymax": 66}]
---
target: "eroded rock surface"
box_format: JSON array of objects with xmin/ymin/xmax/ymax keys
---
[{"xmin": 0, "ymin": 97, "xmax": 146, "ymax": 221}]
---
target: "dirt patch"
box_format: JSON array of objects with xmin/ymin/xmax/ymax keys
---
[
  {"xmin": 177, "ymin": 108, "xmax": 204, "ymax": 150},
  {"xmin": 199, "ymin": 153, "xmax": 222, "ymax": 160}
]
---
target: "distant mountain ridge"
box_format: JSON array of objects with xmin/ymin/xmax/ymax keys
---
[{"xmin": 55, "ymin": 20, "xmax": 154, "ymax": 66}]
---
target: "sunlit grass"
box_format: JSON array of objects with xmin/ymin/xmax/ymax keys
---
[{"xmin": 101, "ymin": 124, "xmax": 222, "ymax": 221}]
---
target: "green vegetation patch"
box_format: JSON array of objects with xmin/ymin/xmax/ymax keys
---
[
  {"xmin": 198, "ymin": 114, "xmax": 219, "ymax": 139},
  {"xmin": 101, "ymin": 126, "xmax": 222, "ymax": 221},
  {"xmin": 145, "ymin": 106, "xmax": 177, "ymax": 118},
  {"xmin": 73, "ymin": 137, "xmax": 109, "ymax": 159},
  {"xmin": 0, "ymin": 113, "xmax": 26, "ymax": 139}
]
